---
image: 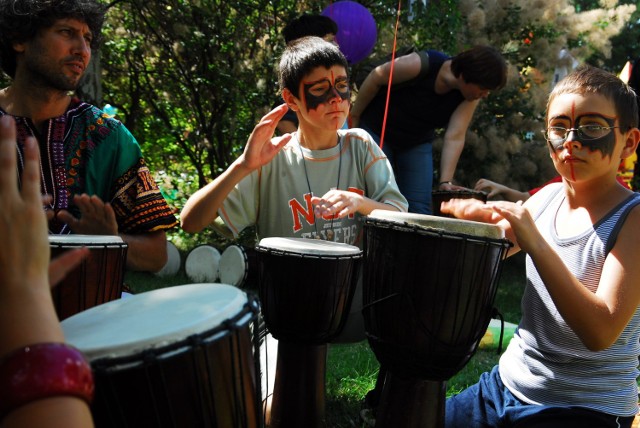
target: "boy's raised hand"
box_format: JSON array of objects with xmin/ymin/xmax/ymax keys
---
[{"xmin": 241, "ymin": 104, "xmax": 293, "ymax": 170}]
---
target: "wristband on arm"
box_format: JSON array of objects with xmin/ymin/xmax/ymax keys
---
[{"xmin": 0, "ymin": 343, "xmax": 94, "ymax": 420}]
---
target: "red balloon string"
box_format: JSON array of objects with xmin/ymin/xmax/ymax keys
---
[{"xmin": 378, "ymin": 0, "xmax": 402, "ymax": 150}]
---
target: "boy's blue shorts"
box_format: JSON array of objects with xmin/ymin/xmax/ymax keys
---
[{"xmin": 445, "ymin": 365, "xmax": 635, "ymax": 428}]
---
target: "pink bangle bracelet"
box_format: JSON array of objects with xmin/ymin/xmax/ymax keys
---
[{"xmin": 0, "ymin": 343, "xmax": 94, "ymax": 420}]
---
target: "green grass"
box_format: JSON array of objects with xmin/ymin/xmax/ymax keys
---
[{"xmin": 124, "ymin": 250, "xmax": 527, "ymax": 427}]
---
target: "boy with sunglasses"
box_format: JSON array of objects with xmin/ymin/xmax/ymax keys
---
[{"xmin": 441, "ymin": 65, "xmax": 640, "ymax": 427}]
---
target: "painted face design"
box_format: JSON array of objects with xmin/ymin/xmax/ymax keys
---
[
  {"xmin": 546, "ymin": 113, "xmax": 618, "ymax": 158},
  {"xmin": 302, "ymin": 74, "xmax": 350, "ymax": 111}
]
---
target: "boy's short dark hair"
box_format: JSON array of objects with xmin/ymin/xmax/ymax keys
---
[
  {"xmin": 451, "ymin": 45, "xmax": 507, "ymax": 91},
  {"xmin": 282, "ymin": 14, "xmax": 338, "ymax": 45},
  {"xmin": 548, "ymin": 65, "xmax": 639, "ymax": 131},
  {"xmin": 279, "ymin": 36, "xmax": 349, "ymax": 99},
  {"xmin": 0, "ymin": 0, "xmax": 106, "ymax": 78}
]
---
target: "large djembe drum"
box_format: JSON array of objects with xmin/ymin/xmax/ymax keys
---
[
  {"xmin": 362, "ymin": 210, "xmax": 511, "ymax": 427},
  {"xmin": 255, "ymin": 237, "xmax": 362, "ymax": 428},
  {"xmin": 62, "ymin": 283, "xmax": 262, "ymax": 428},
  {"xmin": 49, "ymin": 234, "xmax": 128, "ymax": 320}
]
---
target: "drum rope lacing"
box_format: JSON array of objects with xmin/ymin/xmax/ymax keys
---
[{"xmin": 296, "ymin": 132, "xmax": 342, "ymax": 241}]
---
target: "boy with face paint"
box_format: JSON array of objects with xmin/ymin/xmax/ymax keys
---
[
  {"xmin": 440, "ymin": 66, "xmax": 640, "ymax": 427},
  {"xmin": 180, "ymin": 36, "xmax": 407, "ymax": 411},
  {"xmin": 181, "ymin": 36, "xmax": 406, "ymax": 247}
]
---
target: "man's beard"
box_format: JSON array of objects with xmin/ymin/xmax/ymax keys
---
[
  {"xmin": 26, "ymin": 62, "xmax": 83, "ymax": 92},
  {"xmin": 24, "ymin": 46, "xmax": 84, "ymax": 92}
]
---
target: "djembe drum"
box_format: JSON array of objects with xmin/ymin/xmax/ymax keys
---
[
  {"xmin": 255, "ymin": 237, "xmax": 362, "ymax": 428},
  {"xmin": 49, "ymin": 234, "xmax": 128, "ymax": 320},
  {"xmin": 362, "ymin": 210, "xmax": 511, "ymax": 427},
  {"xmin": 219, "ymin": 244, "xmax": 259, "ymax": 291},
  {"xmin": 185, "ymin": 244, "xmax": 221, "ymax": 283},
  {"xmin": 61, "ymin": 283, "xmax": 262, "ymax": 428},
  {"xmin": 431, "ymin": 189, "xmax": 487, "ymax": 217}
]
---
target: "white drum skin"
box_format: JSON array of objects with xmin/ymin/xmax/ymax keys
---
[
  {"xmin": 367, "ymin": 209, "xmax": 505, "ymax": 239},
  {"xmin": 185, "ymin": 245, "xmax": 221, "ymax": 283},
  {"xmin": 61, "ymin": 283, "xmax": 261, "ymax": 428}
]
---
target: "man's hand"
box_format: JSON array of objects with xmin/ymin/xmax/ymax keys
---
[{"xmin": 56, "ymin": 193, "xmax": 119, "ymax": 235}]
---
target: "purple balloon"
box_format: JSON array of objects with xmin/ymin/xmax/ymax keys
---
[{"xmin": 322, "ymin": 1, "xmax": 377, "ymax": 65}]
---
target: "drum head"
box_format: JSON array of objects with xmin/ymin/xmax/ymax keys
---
[
  {"xmin": 219, "ymin": 245, "xmax": 248, "ymax": 286},
  {"xmin": 366, "ymin": 210, "xmax": 504, "ymax": 239},
  {"xmin": 257, "ymin": 237, "xmax": 361, "ymax": 256},
  {"xmin": 185, "ymin": 245, "xmax": 221, "ymax": 283},
  {"xmin": 49, "ymin": 234, "xmax": 125, "ymax": 247},
  {"xmin": 61, "ymin": 283, "xmax": 248, "ymax": 361}
]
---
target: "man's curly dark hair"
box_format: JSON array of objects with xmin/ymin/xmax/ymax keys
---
[{"xmin": 0, "ymin": 0, "xmax": 106, "ymax": 78}]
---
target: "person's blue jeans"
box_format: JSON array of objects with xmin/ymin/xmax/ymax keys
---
[
  {"xmin": 361, "ymin": 126, "xmax": 433, "ymax": 214},
  {"xmin": 446, "ymin": 365, "xmax": 635, "ymax": 428}
]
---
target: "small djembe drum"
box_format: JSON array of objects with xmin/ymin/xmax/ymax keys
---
[
  {"xmin": 255, "ymin": 237, "xmax": 362, "ymax": 428},
  {"xmin": 219, "ymin": 244, "xmax": 259, "ymax": 292},
  {"xmin": 49, "ymin": 234, "xmax": 128, "ymax": 320},
  {"xmin": 362, "ymin": 210, "xmax": 511, "ymax": 427},
  {"xmin": 62, "ymin": 283, "xmax": 262, "ymax": 428}
]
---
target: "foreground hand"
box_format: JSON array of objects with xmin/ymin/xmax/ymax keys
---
[
  {"xmin": 0, "ymin": 116, "xmax": 50, "ymax": 290},
  {"xmin": 48, "ymin": 247, "xmax": 91, "ymax": 288},
  {"xmin": 311, "ymin": 189, "xmax": 363, "ymax": 219},
  {"xmin": 241, "ymin": 104, "xmax": 293, "ymax": 171},
  {"xmin": 56, "ymin": 193, "xmax": 119, "ymax": 235},
  {"xmin": 440, "ymin": 198, "xmax": 502, "ymax": 224}
]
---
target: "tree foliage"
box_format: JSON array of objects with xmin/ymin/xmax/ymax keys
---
[
  {"xmin": 101, "ymin": 0, "xmax": 293, "ymax": 187},
  {"xmin": 348, "ymin": 0, "xmax": 635, "ymax": 191},
  {"xmin": 99, "ymin": 0, "xmax": 634, "ymax": 208},
  {"xmin": 435, "ymin": 0, "xmax": 636, "ymax": 191}
]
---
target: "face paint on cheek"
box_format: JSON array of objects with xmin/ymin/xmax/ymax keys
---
[
  {"xmin": 548, "ymin": 140, "xmax": 563, "ymax": 152},
  {"xmin": 303, "ymin": 82, "xmax": 350, "ymax": 111},
  {"xmin": 581, "ymin": 133, "xmax": 616, "ymax": 158}
]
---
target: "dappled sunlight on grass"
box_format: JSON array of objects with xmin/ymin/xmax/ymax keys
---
[{"xmin": 327, "ymin": 342, "xmax": 379, "ymax": 397}]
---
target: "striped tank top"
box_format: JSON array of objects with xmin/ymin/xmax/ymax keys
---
[{"xmin": 499, "ymin": 183, "xmax": 640, "ymax": 416}]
